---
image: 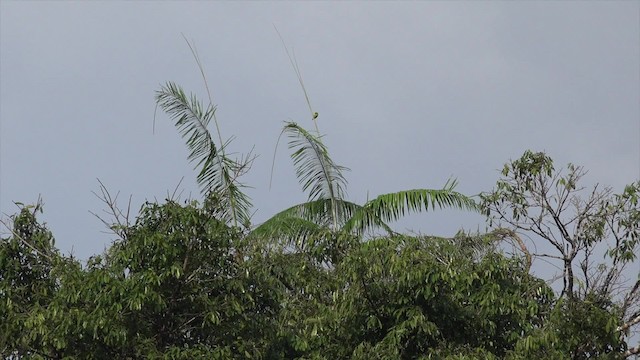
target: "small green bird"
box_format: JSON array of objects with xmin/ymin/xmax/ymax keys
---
[{"xmin": 313, "ymin": 112, "xmax": 319, "ymax": 119}]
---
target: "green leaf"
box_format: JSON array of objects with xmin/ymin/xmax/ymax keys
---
[
  {"xmin": 284, "ymin": 122, "xmax": 348, "ymax": 229},
  {"xmin": 346, "ymin": 179, "xmax": 479, "ymax": 230},
  {"xmin": 155, "ymin": 82, "xmax": 252, "ymax": 227}
]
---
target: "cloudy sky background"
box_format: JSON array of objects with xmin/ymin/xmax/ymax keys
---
[{"xmin": 1, "ymin": 1, "xmax": 639, "ymax": 275}]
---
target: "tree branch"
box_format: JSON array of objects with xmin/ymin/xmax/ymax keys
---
[
  {"xmin": 617, "ymin": 313, "xmax": 640, "ymax": 333},
  {"xmin": 624, "ymin": 345, "xmax": 639, "ymax": 357}
]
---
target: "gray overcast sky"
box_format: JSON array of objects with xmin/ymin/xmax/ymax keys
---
[{"xmin": 1, "ymin": 1, "xmax": 639, "ymax": 262}]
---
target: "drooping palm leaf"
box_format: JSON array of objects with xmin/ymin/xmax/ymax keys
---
[
  {"xmin": 285, "ymin": 122, "xmax": 348, "ymax": 202},
  {"xmin": 249, "ymin": 215, "xmax": 330, "ymax": 252},
  {"xmin": 284, "ymin": 122, "xmax": 349, "ymax": 230},
  {"xmin": 343, "ymin": 179, "xmax": 479, "ymax": 234},
  {"xmin": 199, "ymin": 145, "xmax": 252, "ymax": 227},
  {"xmin": 155, "ymin": 82, "xmax": 251, "ymax": 227},
  {"xmin": 251, "ymin": 199, "xmax": 394, "ymax": 249}
]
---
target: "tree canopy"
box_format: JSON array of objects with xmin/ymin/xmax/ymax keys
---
[
  {"xmin": 1, "ymin": 44, "xmax": 638, "ymax": 358},
  {"xmin": 2, "ymin": 181, "xmax": 637, "ymax": 358}
]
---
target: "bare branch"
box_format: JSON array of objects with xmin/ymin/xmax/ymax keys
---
[
  {"xmin": 624, "ymin": 345, "xmax": 639, "ymax": 358},
  {"xmin": 90, "ymin": 178, "xmax": 132, "ymax": 240},
  {"xmin": 622, "ymin": 279, "xmax": 640, "ymax": 317},
  {"xmin": 491, "ymin": 228, "xmax": 532, "ymax": 272},
  {"xmin": 167, "ymin": 176, "xmax": 185, "ymax": 202},
  {"xmin": 618, "ymin": 314, "xmax": 640, "ymax": 333}
]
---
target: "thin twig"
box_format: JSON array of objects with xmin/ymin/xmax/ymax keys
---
[
  {"xmin": 181, "ymin": 33, "xmax": 226, "ymax": 152},
  {"xmin": 168, "ymin": 176, "xmax": 185, "ymax": 202},
  {"xmin": 273, "ymin": 25, "xmax": 319, "ymax": 135},
  {"xmin": 90, "ymin": 179, "xmax": 131, "ymax": 240}
]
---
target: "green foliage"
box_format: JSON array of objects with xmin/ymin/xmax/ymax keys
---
[
  {"xmin": 0, "ymin": 204, "xmax": 58, "ymax": 358},
  {"xmin": 316, "ymin": 234, "xmax": 553, "ymax": 359},
  {"xmin": 481, "ymin": 150, "xmax": 640, "ymax": 357},
  {"xmin": 284, "ymin": 121, "xmax": 349, "ymax": 232},
  {"xmin": 255, "ymin": 120, "xmax": 480, "ymax": 257},
  {"xmin": 510, "ymin": 294, "xmax": 625, "ymax": 359},
  {"xmin": 1, "ymin": 201, "xmax": 286, "ymax": 358},
  {"xmin": 155, "ymin": 82, "xmax": 252, "ymax": 228},
  {"xmin": 154, "ymin": 54, "xmax": 479, "ymax": 268},
  {"xmin": 2, "ymin": 197, "xmax": 636, "ymax": 358},
  {"xmin": 342, "ymin": 179, "xmax": 479, "ymax": 235},
  {"xmin": 285, "ymin": 122, "xmax": 348, "ymax": 206},
  {"xmin": 4, "ymin": 44, "xmax": 637, "ymax": 356},
  {"xmin": 606, "ymin": 181, "xmax": 640, "ymax": 263}
]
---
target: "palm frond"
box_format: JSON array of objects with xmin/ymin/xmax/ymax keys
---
[
  {"xmin": 249, "ymin": 213, "xmax": 330, "ymax": 252},
  {"xmin": 251, "ymin": 199, "xmax": 394, "ymax": 249},
  {"xmin": 199, "ymin": 148, "xmax": 253, "ymax": 227},
  {"xmin": 341, "ymin": 203, "xmax": 397, "ymax": 237},
  {"xmin": 284, "ymin": 122, "xmax": 348, "ymax": 201},
  {"xmin": 255, "ymin": 199, "xmax": 354, "ymax": 229},
  {"xmin": 346, "ymin": 179, "xmax": 479, "ymax": 233},
  {"xmin": 155, "ymin": 82, "xmax": 251, "ymax": 227},
  {"xmin": 156, "ymin": 82, "xmax": 216, "ymax": 162},
  {"xmin": 284, "ymin": 122, "xmax": 349, "ymax": 229}
]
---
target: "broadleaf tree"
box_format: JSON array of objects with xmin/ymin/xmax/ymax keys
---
[{"xmin": 481, "ymin": 150, "xmax": 640, "ymax": 357}]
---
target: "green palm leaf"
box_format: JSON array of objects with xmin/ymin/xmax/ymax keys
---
[
  {"xmin": 251, "ymin": 199, "xmax": 394, "ymax": 249},
  {"xmin": 249, "ymin": 215, "xmax": 330, "ymax": 252},
  {"xmin": 155, "ymin": 82, "xmax": 251, "ymax": 227},
  {"xmin": 285, "ymin": 122, "xmax": 348, "ymax": 202},
  {"xmin": 284, "ymin": 122, "xmax": 349, "ymax": 229},
  {"xmin": 278, "ymin": 199, "xmax": 357, "ymax": 227},
  {"xmin": 343, "ymin": 179, "xmax": 479, "ymax": 234}
]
